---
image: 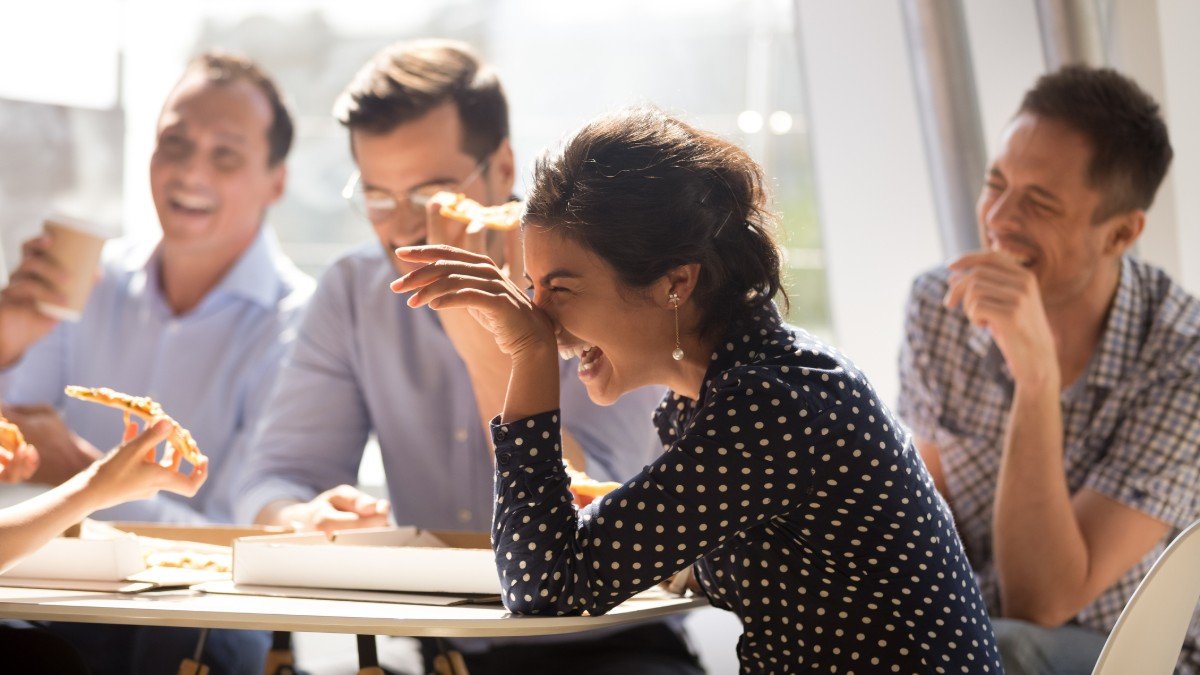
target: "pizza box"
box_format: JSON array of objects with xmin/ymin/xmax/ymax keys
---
[
  {"xmin": 232, "ymin": 526, "xmax": 501, "ymax": 596},
  {"xmin": 1, "ymin": 522, "xmax": 142, "ymax": 582},
  {"xmin": 0, "ymin": 520, "xmax": 285, "ymax": 591},
  {"xmin": 110, "ymin": 521, "xmax": 289, "ymax": 547}
]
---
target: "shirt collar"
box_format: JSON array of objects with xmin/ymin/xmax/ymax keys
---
[
  {"xmin": 701, "ymin": 302, "xmax": 786, "ymax": 390},
  {"xmin": 132, "ymin": 226, "xmax": 285, "ymax": 314},
  {"xmin": 967, "ymin": 323, "xmax": 993, "ymax": 359},
  {"xmin": 1086, "ymin": 255, "xmax": 1143, "ymax": 390},
  {"xmin": 657, "ymin": 301, "xmax": 784, "ymax": 428}
]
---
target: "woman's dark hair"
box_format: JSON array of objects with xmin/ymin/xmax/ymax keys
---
[{"xmin": 524, "ymin": 107, "xmax": 786, "ymax": 340}]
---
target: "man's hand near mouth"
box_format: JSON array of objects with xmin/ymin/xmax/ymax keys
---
[{"xmin": 943, "ymin": 248, "xmax": 1058, "ymax": 389}]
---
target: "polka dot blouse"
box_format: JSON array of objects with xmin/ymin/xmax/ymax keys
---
[{"xmin": 490, "ymin": 304, "xmax": 1002, "ymax": 674}]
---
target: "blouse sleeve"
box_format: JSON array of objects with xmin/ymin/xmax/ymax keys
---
[{"xmin": 490, "ymin": 369, "xmax": 855, "ymax": 616}]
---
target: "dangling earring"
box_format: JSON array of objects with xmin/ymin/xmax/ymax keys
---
[{"xmin": 669, "ymin": 291, "xmax": 684, "ymax": 361}]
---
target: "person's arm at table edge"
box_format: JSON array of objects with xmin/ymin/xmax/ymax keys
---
[
  {"xmin": 0, "ymin": 421, "xmax": 203, "ymax": 569},
  {"xmin": 992, "ymin": 375, "xmax": 1171, "ymax": 627}
]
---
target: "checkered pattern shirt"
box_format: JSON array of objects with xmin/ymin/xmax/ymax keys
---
[{"xmin": 898, "ymin": 256, "xmax": 1200, "ymax": 673}]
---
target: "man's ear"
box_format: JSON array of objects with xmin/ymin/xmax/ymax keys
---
[
  {"xmin": 487, "ymin": 138, "xmax": 516, "ymax": 199},
  {"xmin": 1104, "ymin": 209, "xmax": 1145, "ymax": 257},
  {"xmin": 654, "ymin": 263, "xmax": 702, "ymax": 308},
  {"xmin": 268, "ymin": 163, "xmax": 287, "ymax": 204}
]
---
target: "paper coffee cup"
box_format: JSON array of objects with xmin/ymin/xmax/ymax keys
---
[{"xmin": 35, "ymin": 214, "xmax": 110, "ymax": 322}]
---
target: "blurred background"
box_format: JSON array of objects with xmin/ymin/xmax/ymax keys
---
[{"xmin": 1, "ymin": 1, "xmax": 1197, "ymax": 672}]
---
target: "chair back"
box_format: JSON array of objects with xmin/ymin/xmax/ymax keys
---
[{"xmin": 1092, "ymin": 518, "xmax": 1200, "ymax": 675}]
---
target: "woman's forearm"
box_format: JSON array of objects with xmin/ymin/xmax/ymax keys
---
[{"xmin": 0, "ymin": 471, "xmax": 99, "ymax": 571}]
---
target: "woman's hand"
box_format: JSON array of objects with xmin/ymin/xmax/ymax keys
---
[
  {"xmin": 80, "ymin": 419, "xmax": 207, "ymax": 512},
  {"xmin": 391, "ymin": 245, "xmax": 556, "ymax": 358},
  {"xmin": 0, "ymin": 442, "xmax": 39, "ymax": 484}
]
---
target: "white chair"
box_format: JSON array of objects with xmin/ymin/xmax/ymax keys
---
[{"xmin": 1092, "ymin": 518, "xmax": 1200, "ymax": 675}]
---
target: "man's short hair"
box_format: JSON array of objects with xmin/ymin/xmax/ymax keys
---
[
  {"xmin": 179, "ymin": 51, "xmax": 295, "ymax": 167},
  {"xmin": 333, "ymin": 39, "xmax": 508, "ymax": 161},
  {"xmin": 1018, "ymin": 65, "xmax": 1173, "ymax": 222}
]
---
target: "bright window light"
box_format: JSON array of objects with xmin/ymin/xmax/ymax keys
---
[
  {"xmin": 769, "ymin": 110, "xmax": 793, "ymax": 134},
  {"xmin": 737, "ymin": 110, "xmax": 764, "ymax": 134}
]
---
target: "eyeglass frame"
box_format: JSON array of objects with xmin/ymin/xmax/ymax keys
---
[{"xmin": 341, "ymin": 158, "xmax": 491, "ymax": 223}]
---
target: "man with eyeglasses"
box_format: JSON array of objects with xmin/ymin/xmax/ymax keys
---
[{"xmin": 234, "ymin": 40, "xmax": 702, "ymax": 674}]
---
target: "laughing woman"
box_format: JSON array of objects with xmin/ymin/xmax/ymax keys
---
[{"xmin": 392, "ymin": 108, "xmax": 1002, "ymax": 674}]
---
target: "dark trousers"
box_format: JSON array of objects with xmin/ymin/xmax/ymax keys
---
[
  {"xmin": 0, "ymin": 622, "xmax": 90, "ymax": 674},
  {"xmin": 38, "ymin": 622, "xmax": 271, "ymax": 675},
  {"xmin": 420, "ymin": 622, "xmax": 704, "ymax": 675}
]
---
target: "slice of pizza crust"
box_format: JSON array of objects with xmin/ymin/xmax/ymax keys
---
[
  {"xmin": 0, "ymin": 416, "xmax": 25, "ymax": 454},
  {"xmin": 0, "ymin": 416, "xmax": 27, "ymax": 469},
  {"xmin": 564, "ymin": 461, "xmax": 621, "ymax": 507},
  {"xmin": 433, "ymin": 192, "xmax": 524, "ymax": 231},
  {"xmin": 64, "ymin": 386, "xmax": 206, "ymax": 468}
]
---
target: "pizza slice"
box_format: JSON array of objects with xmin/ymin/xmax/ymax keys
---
[
  {"xmin": 0, "ymin": 415, "xmax": 27, "ymax": 470},
  {"xmin": 0, "ymin": 416, "xmax": 25, "ymax": 454},
  {"xmin": 433, "ymin": 192, "xmax": 524, "ymax": 232},
  {"xmin": 64, "ymin": 386, "xmax": 206, "ymax": 468},
  {"xmin": 563, "ymin": 461, "xmax": 622, "ymax": 508}
]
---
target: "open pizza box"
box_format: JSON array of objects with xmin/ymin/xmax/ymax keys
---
[
  {"xmin": 0, "ymin": 520, "xmax": 286, "ymax": 593},
  {"xmin": 224, "ymin": 526, "xmax": 501, "ymax": 603}
]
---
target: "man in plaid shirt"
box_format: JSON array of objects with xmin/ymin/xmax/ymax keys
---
[{"xmin": 899, "ymin": 66, "xmax": 1200, "ymax": 674}]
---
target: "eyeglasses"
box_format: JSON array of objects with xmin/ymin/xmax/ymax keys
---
[{"xmin": 342, "ymin": 159, "xmax": 490, "ymax": 224}]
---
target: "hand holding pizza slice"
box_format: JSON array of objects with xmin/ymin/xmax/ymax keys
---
[
  {"xmin": 432, "ymin": 192, "xmax": 524, "ymax": 233},
  {"xmin": 64, "ymin": 386, "xmax": 206, "ymax": 471},
  {"xmin": 0, "ymin": 414, "xmax": 38, "ymax": 482}
]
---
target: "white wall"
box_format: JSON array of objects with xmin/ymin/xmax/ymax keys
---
[
  {"xmin": 795, "ymin": 0, "xmax": 942, "ymax": 406},
  {"xmin": 962, "ymin": 1, "xmax": 1044, "ymax": 157},
  {"xmin": 1150, "ymin": 0, "xmax": 1200, "ymax": 295}
]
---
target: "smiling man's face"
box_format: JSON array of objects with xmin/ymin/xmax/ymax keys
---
[
  {"xmin": 351, "ymin": 101, "xmax": 511, "ymax": 275},
  {"xmin": 150, "ymin": 72, "xmax": 284, "ymax": 256},
  {"xmin": 976, "ymin": 112, "xmax": 1126, "ymax": 307}
]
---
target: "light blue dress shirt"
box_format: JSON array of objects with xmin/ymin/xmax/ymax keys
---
[
  {"xmin": 0, "ymin": 226, "xmax": 314, "ymax": 524},
  {"xmin": 235, "ymin": 242, "xmax": 665, "ymax": 530}
]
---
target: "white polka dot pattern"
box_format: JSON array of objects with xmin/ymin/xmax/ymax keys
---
[{"xmin": 491, "ymin": 304, "xmax": 1002, "ymax": 673}]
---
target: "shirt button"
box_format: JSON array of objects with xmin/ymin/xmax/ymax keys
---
[
  {"xmin": 496, "ymin": 428, "xmax": 508, "ymax": 441},
  {"xmin": 458, "ymin": 509, "xmax": 473, "ymax": 524},
  {"xmin": 497, "ymin": 452, "xmax": 512, "ymax": 466},
  {"xmin": 454, "ymin": 428, "xmax": 469, "ymax": 443},
  {"xmin": 166, "ymin": 321, "xmax": 181, "ymax": 334}
]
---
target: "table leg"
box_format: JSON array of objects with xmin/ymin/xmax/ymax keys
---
[
  {"xmin": 264, "ymin": 631, "xmax": 297, "ymax": 675},
  {"xmin": 356, "ymin": 634, "xmax": 384, "ymax": 675},
  {"xmin": 177, "ymin": 627, "xmax": 211, "ymax": 675},
  {"xmin": 432, "ymin": 638, "xmax": 470, "ymax": 675}
]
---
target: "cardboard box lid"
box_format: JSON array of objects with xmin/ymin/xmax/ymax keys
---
[
  {"xmin": 0, "ymin": 532, "xmax": 143, "ymax": 582},
  {"xmin": 0, "ymin": 520, "xmax": 280, "ymax": 589},
  {"xmin": 233, "ymin": 526, "xmax": 500, "ymax": 596},
  {"xmin": 110, "ymin": 522, "xmax": 288, "ymax": 548}
]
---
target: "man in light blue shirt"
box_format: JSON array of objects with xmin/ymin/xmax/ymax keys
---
[
  {"xmin": 0, "ymin": 52, "xmax": 311, "ymax": 675},
  {"xmin": 236, "ymin": 40, "xmax": 701, "ymax": 674},
  {"xmin": 3, "ymin": 231, "xmax": 309, "ymax": 524}
]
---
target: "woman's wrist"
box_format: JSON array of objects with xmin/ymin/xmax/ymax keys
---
[
  {"xmin": 58, "ymin": 467, "xmax": 106, "ymax": 519},
  {"xmin": 503, "ymin": 342, "xmax": 561, "ymax": 422}
]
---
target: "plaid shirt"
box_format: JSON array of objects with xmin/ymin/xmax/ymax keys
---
[{"xmin": 898, "ymin": 255, "xmax": 1200, "ymax": 673}]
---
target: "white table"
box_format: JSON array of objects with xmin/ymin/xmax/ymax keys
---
[
  {"xmin": 0, "ymin": 585, "xmax": 706, "ymax": 673},
  {"xmin": 0, "ymin": 585, "xmax": 705, "ymax": 638}
]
